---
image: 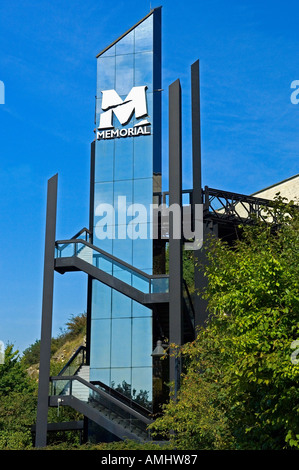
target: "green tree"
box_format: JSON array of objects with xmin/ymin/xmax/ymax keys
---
[
  {"xmin": 0, "ymin": 344, "xmax": 37, "ymax": 449},
  {"xmin": 151, "ymin": 197, "xmax": 299, "ymax": 449}
]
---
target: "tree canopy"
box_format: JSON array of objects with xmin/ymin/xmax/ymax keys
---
[{"xmin": 151, "ymin": 197, "xmax": 299, "ymax": 449}]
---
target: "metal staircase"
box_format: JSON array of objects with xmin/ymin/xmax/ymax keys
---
[
  {"xmin": 49, "ymin": 345, "xmax": 153, "ymax": 442},
  {"xmin": 54, "ymin": 228, "xmax": 169, "ymax": 308}
]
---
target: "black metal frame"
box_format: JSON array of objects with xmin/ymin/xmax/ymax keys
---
[{"xmin": 35, "ymin": 174, "xmax": 58, "ymax": 448}]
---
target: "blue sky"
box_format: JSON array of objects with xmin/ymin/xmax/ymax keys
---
[{"xmin": 0, "ymin": 0, "xmax": 298, "ymax": 353}]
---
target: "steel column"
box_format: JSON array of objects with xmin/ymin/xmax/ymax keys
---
[
  {"xmin": 168, "ymin": 79, "xmax": 183, "ymax": 393},
  {"xmin": 35, "ymin": 174, "xmax": 58, "ymax": 447}
]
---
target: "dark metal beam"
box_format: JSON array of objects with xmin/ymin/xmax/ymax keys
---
[
  {"xmin": 191, "ymin": 60, "xmax": 202, "ymax": 206},
  {"xmin": 168, "ymin": 79, "xmax": 183, "ymax": 392},
  {"xmin": 191, "ymin": 60, "xmax": 207, "ymax": 328},
  {"xmin": 35, "ymin": 174, "xmax": 58, "ymax": 448}
]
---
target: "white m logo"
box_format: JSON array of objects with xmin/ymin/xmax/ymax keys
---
[{"xmin": 98, "ymin": 86, "xmax": 150, "ymax": 130}]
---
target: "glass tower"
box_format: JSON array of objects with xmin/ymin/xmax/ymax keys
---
[{"xmin": 89, "ymin": 9, "xmax": 162, "ymax": 413}]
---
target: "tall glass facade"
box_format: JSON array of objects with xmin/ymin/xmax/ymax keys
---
[{"xmin": 89, "ymin": 10, "xmax": 161, "ymax": 411}]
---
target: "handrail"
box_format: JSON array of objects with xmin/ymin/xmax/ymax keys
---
[
  {"xmin": 56, "ymin": 228, "xmax": 92, "ymax": 252},
  {"xmin": 50, "ymin": 375, "xmax": 153, "ymax": 425},
  {"xmin": 90, "ymin": 380, "xmax": 152, "ymax": 418},
  {"xmin": 55, "ymin": 238, "xmax": 169, "ymax": 283},
  {"xmin": 57, "ymin": 345, "xmax": 86, "ymax": 377}
]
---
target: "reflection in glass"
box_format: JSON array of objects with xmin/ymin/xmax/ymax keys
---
[
  {"xmin": 94, "ymin": 181, "xmax": 114, "ymax": 208},
  {"xmin": 132, "ymin": 227, "xmax": 153, "ymax": 271},
  {"xmin": 134, "ymin": 15, "xmax": 153, "ymax": 53},
  {"xmin": 115, "ymin": 30, "xmax": 134, "ymax": 55},
  {"xmin": 134, "ymin": 53, "xmax": 153, "ymax": 91},
  {"xmin": 92, "ymin": 280, "xmax": 112, "ymax": 319},
  {"xmin": 132, "ymin": 317, "xmax": 152, "ymax": 367},
  {"xmin": 100, "ymin": 45, "xmax": 116, "ymax": 58},
  {"xmin": 132, "ymin": 368, "xmax": 152, "ymax": 408},
  {"xmin": 114, "ymin": 138, "xmax": 133, "ymax": 181},
  {"xmin": 133, "ymin": 132, "xmax": 153, "ymax": 179},
  {"xmin": 115, "ymin": 54, "xmax": 134, "ymax": 96},
  {"xmin": 132, "ymin": 301, "xmax": 151, "ymax": 317},
  {"xmin": 89, "ymin": 368, "xmax": 110, "ymax": 385},
  {"xmin": 112, "ymin": 290, "xmax": 132, "ymax": 318},
  {"xmin": 97, "ymin": 57, "xmax": 115, "ymax": 94},
  {"xmin": 111, "ymin": 318, "xmax": 132, "ymax": 368},
  {"xmin": 95, "ymin": 140, "xmax": 114, "ymax": 183},
  {"xmin": 90, "ymin": 319, "xmax": 111, "ymax": 368},
  {"xmin": 112, "ymin": 235, "xmax": 133, "ymax": 265},
  {"xmin": 110, "ymin": 368, "xmax": 131, "ymax": 397}
]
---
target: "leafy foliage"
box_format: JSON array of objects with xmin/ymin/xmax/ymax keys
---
[{"xmin": 151, "ymin": 197, "xmax": 299, "ymax": 449}]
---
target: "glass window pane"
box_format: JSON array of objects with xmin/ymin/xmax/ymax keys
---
[
  {"xmin": 95, "ymin": 140, "xmax": 114, "ymax": 183},
  {"xmin": 92, "ymin": 280, "xmax": 112, "ymax": 319},
  {"xmin": 115, "ymin": 30, "xmax": 134, "ymax": 55},
  {"xmin": 111, "ymin": 318, "xmax": 132, "ymax": 367},
  {"xmin": 132, "ymin": 317, "xmax": 152, "ymax": 367},
  {"xmin": 112, "ymin": 290, "xmax": 132, "ymax": 318},
  {"xmin": 134, "ymin": 15, "xmax": 153, "ymax": 53},
  {"xmin": 133, "ymin": 178, "xmax": 152, "ymax": 213},
  {"xmin": 131, "ymin": 368, "xmax": 152, "ymax": 407},
  {"xmin": 132, "ymin": 227, "xmax": 153, "ymax": 271},
  {"xmin": 90, "ymin": 319, "xmax": 111, "ymax": 368},
  {"xmin": 89, "ymin": 368, "xmax": 110, "ymax": 386},
  {"xmin": 114, "ymin": 138, "xmax": 133, "ymax": 181},
  {"xmin": 113, "ymin": 180, "xmax": 133, "ymax": 224},
  {"xmin": 112, "ymin": 236, "xmax": 133, "ymax": 265},
  {"xmin": 97, "ymin": 56, "xmax": 115, "ymax": 94},
  {"xmin": 100, "ymin": 45, "xmax": 116, "ymax": 58},
  {"xmin": 134, "ymin": 52, "xmax": 153, "ymax": 91},
  {"xmin": 115, "ymin": 54, "xmax": 134, "ymax": 96},
  {"xmin": 94, "ymin": 181, "xmax": 114, "ymax": 208},
  {"xmin": 110, "ymin": 368, "xmax": 132, "ymax": 395},
  {"xmin": 133, "ymin": 130, "xmax": 153, "ymax": 179},
  {"xmin": 132, "ymin": 301, "xmax": 152, "ymax": 317}
]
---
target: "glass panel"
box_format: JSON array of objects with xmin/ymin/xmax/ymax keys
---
[
  {"xmin": 132, "ymin": 301, "xmax": 151, "ymax": 317},
  {"xmin": 110, "ymin": 368, "xmax": 132, "ymax": 396},
  {"xmin": 151, "ymin": 276, "xmax": 169, "ymax": 293},
  {"xmin": 94, "ymin": 181, "xmax": 114, "ymax": 208},
  {"xmin": 115, "ymin": 54, "xmax": 134, "ymax": 96},
  {"xmin": 112, "ymin": 290, "xmax": 132, "ymax": 318},
  {"xmin": 51, "ymin": 379, "xmax": 70, "ymax": 397},
  {"xmin": 90, "ymin": 319, "xmax": 111, "ymax": 368},
  {"xmin": 132, "ymin": 231, "xmax": 153, "ymax": 271},
  {"xmin": 113, "ymin": 179, "xmax": 133, "ymax": 224},
  {"xmin": 134, "ymin": 15, "xmax": 153, "ymax": 53},
  {"xmin": 92, "ymin": 234, "xmax": 113, "ymax": 254},
  {"xmin": 132, "ymin": 317, "xmax": 152, "ymax": 367},
  {"xmin": 114, "ymin": 137, "xmax": 133, "ymax": 181},
  {"xmin": 91, "ymin": 280, "xmax": 112, "ymax": 319},
  {"xmin": 95, "ymin": 139, "xmax": 114, "ymax": 183},
  {"xmin": 100, "ymin": 45, "xmax": 116, "ymax": 58},
  {"xmin": 134, "ymin": 52, "xmax": 153, "ymax": 91},
  {"xmin": 111, "ymin": 318, "xmax": 132, "ymax": 368},
  {"xmin": 131, "ymin": 368, "xmax": 152, "ymax": 409},
  {"xmin": 97, "ymin": 56, "xmax": 115, "ymax": 94},
  {"xmin": 131, "ymin": 270, "xmax": 150, "ymax": 292},
  {"xmin": 93, "ymin": 252, "xmax": 113, "ymax": 274},
  {"xmin": 89, "ymin": 368, "xmax": 110, "ymax": 386},
  {"xmin": 115, "ymin": 30, "xmax": 134, "ymax": 55},
  {"xmin": 133, "ymin": 132, "xmax": 153, "ymax": 179},
  {"xmin": 112, "ymin": 235, "xmax": 133, "ymax": 265},
  {"xmin": 133, "ymin": 178, "xmax": 153, "ymax": 218}
]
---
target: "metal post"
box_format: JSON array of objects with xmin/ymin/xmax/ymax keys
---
[
  {"xmin": 35, "ymin": 174, "xmax": 58, "ymax": 447},
  {"xmin": 191, "ymin": 60, "xmax": 207, "ymax": 328},
  {"xmin": 168, "ymin": 79, "xmax": 183, "ymax": 392}
]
